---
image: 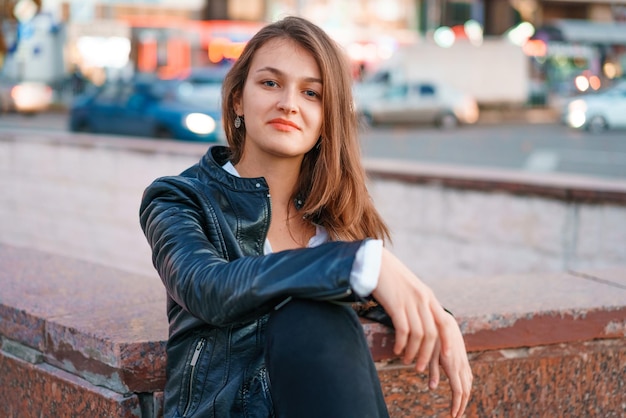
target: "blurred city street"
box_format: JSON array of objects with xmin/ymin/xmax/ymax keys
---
[
  {"xmin": 2, "ymin": 110, "xmax": 626, "ymax": 180},
  {"xmin": 2, "ymin": 0, "xmax": 626, "ymax": 183},
  {"xmin": 1, "ymin": 1, "xmax": 626, "ymax": 417}
]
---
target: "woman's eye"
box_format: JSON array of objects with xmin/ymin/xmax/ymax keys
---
[
  {"xmin": 263, "ymin": 80, "xmax": 278, "ymax": 87},
  {"xmin": 304, "ymin": 90, "xmax": 320, "ymax": 98}
]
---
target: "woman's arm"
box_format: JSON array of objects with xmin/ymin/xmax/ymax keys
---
[{"xmin": 140, "ymin": 179, "xmax": 363, "ymax": 327}]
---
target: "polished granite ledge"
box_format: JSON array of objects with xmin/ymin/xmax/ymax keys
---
[
  {"xmin": 2, "ymin": 243, "xmax": 625, "ymax": 417},
  {"xmin": 379, "ymin": 338, "xmax": 626, "ymax": 418},
  {"xmin": 2, "ymin": 243, "xmax": 625, "ymax": 396},
  {"xmin": 365, "ymin": 267, "xmax": 626, "ymax": 360},
  {"xmin": 0, "ymin": 244, "xmax": 167, "ymax": 394},
  {"xmin": 0, "ymin": 351, "xmax": 144, "ymax": 417}
]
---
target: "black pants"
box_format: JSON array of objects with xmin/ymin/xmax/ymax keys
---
[{"xmin": 265, "ymin": 299, "xmax": 390, "ymax": 418}]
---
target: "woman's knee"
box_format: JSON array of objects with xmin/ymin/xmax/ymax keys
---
[
  {"xmin": 267, "ymin": 299, "xmax": 360, "ymax": 343},
  {"xmin": 264, "ymin": 299, "xmax": 389, "ymax": 418},
  {"xmin": 265, "ymin": 298, "xmax": 369, "ymax": 365}
]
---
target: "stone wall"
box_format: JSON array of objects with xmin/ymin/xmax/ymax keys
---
[
  {"xmin": 2, "ymin": 244, "xmax": 624, "ymax": 417},
  {"xmin": 366, "ymin": 159, "xmax": 626, "ymax": 283},
  {"xmin": 0, "ymin": 132, "xmax": 200, "ymax": 277},
  {"xmin": 1, "ymin": 132, "xmax": 625, "ymax": 286},
  {"xmin": 1, "ymin": 132, "xmax": 625, "ymax": 417},
  {"xmin": 0, "ymin": 245, "xmax": 167, "ymax": 418}
]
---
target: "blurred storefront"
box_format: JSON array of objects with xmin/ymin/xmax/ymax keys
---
[
  {"xmin": 57, "ymin": 0, "xmax": 209, "ymax": 83},
  {"xmin": 530, "ymin": 19, "xmax": 626, "ymax": 100},
  {"xmin": 37, "ymin": 0, "xmax": 426, "ymax": 83},
  {"xmin": 3, "ymin": 0, "xmax": 624, "ymax": 107},
  {"xmin": 267, "ymin": 0, "xmax": 421, "ymax": 77},
  {"xmin": 524, "ymin": 2, "xmax": 626, "ymax": 104}
]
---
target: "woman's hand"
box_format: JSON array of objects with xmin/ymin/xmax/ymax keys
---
[
  {"xmin": 372, "ymin": 248, "xmax": 472, "ymax": 418},
  {"xmin": 428, "ymin": 314, "xmax": 473, "ymax": 418},
  {"xmin": 372, "ymin": 248, "xmax": 440, "ymax": 370}
]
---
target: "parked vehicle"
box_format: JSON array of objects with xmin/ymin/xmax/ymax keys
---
[
  {"xmin": 166, "ymin": 66, "xmax": 231, "ymax": 108},
  {"xmin": 69, "ymin": 76, "xmax": 223, "ymax": 142},
  {"xmin": 355, "ymin": 81, "xmax": 479, "ymax": 128},
  {"xmin": 363, "ymin": 39, "xmax": 530, "ymax": 107},
  {"xmin": 562, "ymin": 81, "xmax": 626, "ymax": 133}
]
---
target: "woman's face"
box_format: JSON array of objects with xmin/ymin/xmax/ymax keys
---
[{"xmin": 234, "ymin": 38, "xmax": 323, "ymax": 163}]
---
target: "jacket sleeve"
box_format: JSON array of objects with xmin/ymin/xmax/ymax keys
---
[{"xmin": 139, "ymin": 177, "xmax": 364, "ymax": 327}]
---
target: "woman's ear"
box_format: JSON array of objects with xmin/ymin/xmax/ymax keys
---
[{"xmin": 233, "ymin": 93, "xmax": 243, "ymax": 115}]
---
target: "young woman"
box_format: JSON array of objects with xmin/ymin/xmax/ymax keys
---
[{"xmin": 140, "ymin": 16, "xmax": 472, "ymax": 418}]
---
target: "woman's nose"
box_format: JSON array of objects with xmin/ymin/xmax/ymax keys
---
[{"xmin": 277, "ymin": 89, "xmax": 298, "ymax": 113}]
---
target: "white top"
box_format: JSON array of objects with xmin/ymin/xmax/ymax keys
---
[{"xmin": 223, "ymin": 161, "xmax": 382, "ymax": 297}]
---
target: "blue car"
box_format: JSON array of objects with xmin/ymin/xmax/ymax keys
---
[{"xmin": 69, "ymin": 75, "xmax": 224, "ymax": 142}]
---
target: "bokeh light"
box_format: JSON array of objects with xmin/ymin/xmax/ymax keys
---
[
  {"xmin": 433, "ymin": 26, "xmax": 455, "ymax": 48},
  {"xmin": 575, "ymin": 75, "xmax": 590, "ymax": 92},
  {"xmin": 506, "ymin": 22, "xmax": 535, "ymax": 46}
]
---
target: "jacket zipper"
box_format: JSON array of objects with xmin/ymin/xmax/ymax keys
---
[{"xmin": 182, "ymin": 338, "xmax": 206, "ymax": 417}]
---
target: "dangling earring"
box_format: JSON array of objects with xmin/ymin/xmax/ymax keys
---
[{"xmin": 234, "ymin": 115, "xmax": 243, "ymax": 129}]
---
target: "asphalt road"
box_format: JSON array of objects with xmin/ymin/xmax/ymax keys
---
[
  {"xmin": 360, "ymin": 122, "xmax": 626, "ymax": 180},
  {"xmin": 2, "ymin": 111, "xmax": 625, "ymax": 180}
]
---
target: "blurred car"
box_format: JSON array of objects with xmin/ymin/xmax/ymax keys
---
[
  {"xmin": 354, "ymin": 81, "xmax": 479, "ymax": 128},
  {"xmin": 562, "ymin": 81, "xmax": 626, "ymax": 133},
  {"xmin": 0, "ymin": 77, "xmax": 53, "ymax": 114},
  {"xmin": 166, "ymin": 66, "xmax": 230, "ymax": 108},
  {"xmin": 69, "ymin": 76, "xmax": 223, "ymax": 142}
]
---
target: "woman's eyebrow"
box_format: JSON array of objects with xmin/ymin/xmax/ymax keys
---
[{"xmin": 256, "ymin": 66, "xmax": 322, "ymax": 84}]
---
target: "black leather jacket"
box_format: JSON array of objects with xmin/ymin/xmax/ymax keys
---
[{"xmin": 139, "ymin": 146, "xmax": 365, "ymax": 417}]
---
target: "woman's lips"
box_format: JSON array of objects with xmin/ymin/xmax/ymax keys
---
[{"xmin": 268, "ymin": 118, "xmax": 300, "ymax": 131}]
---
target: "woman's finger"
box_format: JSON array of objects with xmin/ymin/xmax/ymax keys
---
[
  {"xmin": 414, "ymin": 302, "xmax": 438, "ymax": 372},
  {"xmin": 428, "ymin": 342, "xmax": 440, "ymax": 390},
  {"xmin": 455, "ymin": 367, "xmax": 473, "ymax": 417},
  {"xmin": 391, "ymin": 310, "xmax": 409, "ymax": 356},
  {"xmin": 437, "ymin": 315, "xmax": 472, "ymax": 417},
  {"xmin": 449, "ymin": 371, "xmax": 464, "ymax": 417},
  {"xmin": 451, "ymin": 368, "xmax": 472, "ymax": 418},
  {"xmin": 401, "ymin": 306, "xmax": 424, "ymax": 365}
]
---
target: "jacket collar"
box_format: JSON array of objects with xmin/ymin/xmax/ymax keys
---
[{"xmin": 199, "ymin": 146, "xmax": 270, "ymax": 192}]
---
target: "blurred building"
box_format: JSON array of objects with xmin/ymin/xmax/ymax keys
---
[
  {"xmin": 37, "ymin": 0, "xmax": 425, "ymax": 82},
  {"xmin": 523, "ymin": 1, "xmax": 626, "ymax": 101},
  {"xmin": 1, "ymin": 0, "xmax": 65, "ymax": 83},
  {"xmin": 2, "ymin": 0, "xmax": 625, "ymax": 104},
  {"xmin": 430, "ymin": 0, "xmax": 626, "ymax": 102}
]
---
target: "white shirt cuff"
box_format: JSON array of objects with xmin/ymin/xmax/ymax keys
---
[{"xmin": 350, "ymin": 239, "xmax": 383, "ymax": 297}]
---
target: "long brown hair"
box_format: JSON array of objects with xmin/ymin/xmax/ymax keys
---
[{"xmin": 222, "ymin": 16, "xmax": 389, "ymax": 242}]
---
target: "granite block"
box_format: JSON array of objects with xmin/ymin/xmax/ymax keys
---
[
  {"xmin": 428, "ymin": 270, "xmax": 626, "ymax": 320},
  {"xmin": 432, "ymin": 269, "xmax": 626, "ymax": 352},
  {"xmin": 0, "ymin": 350, "xmax": 141, "ymax": 418},
  {"xmin": 378, "ymin": 339, "xmax": 626, "ymax": 418},
  {"xmin": 2, "ymin": 241, "xmax": 626, "ymax": 416},
  {"xmin": 0, "ymin": 244, "xmax": 168, "ymax": 393},
  {"xmin": 0, "ymin": 306, "xmax": 46, "ymax": 351},
  {"xmin": 361, "ymin": 267, "xmax": 626, "ymax": 360},
  {"xmin": 462, "ymin": 306, "xmax": 626, "ymax": 351},
  {"xmin": 1, "ymin": 338, "xmax": 43, "ymax": 364},
  {"xmin": 44, "ymin": 300, "xmax": 167, "ymax": 393}
]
